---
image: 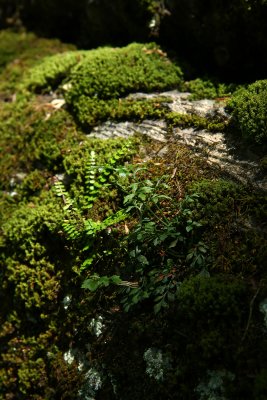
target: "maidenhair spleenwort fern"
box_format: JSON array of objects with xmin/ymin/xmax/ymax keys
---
[
  {"xmin": 84, "ymin": 142, "xmax": 135, "ymax": 209},
  {"xmin": 54, "ymin": 179, "xmax": 82, "ymax": 240},
  {"xmin": 84, "ymin": 150, "xmax": 98, "ymax": 209},
  {"xmin": 54, "ymin": 145, "xmax": 132, "ymax": 269}
]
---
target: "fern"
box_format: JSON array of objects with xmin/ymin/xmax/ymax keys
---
[
  {"xmin": 81, "ymin": 209, "xmax": 127, "ymax": 269},
  {"xmin": 84, "ymin": 150, "xmax": 99, "ymax": 208},
  {"xmin": 82, "ymin": 142, "xmax": 134, "ymax": 210},
  {"xmin": 54, "ymin": 180, "xmax": 74, "ymax": 211},
  {"xmin": 54, "ymin": 179, "xmax": 82, "ymax": 240}
]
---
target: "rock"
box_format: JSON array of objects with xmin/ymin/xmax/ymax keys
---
[{"xmin": 91, "ymin": 90, "xmax": 266, "ymax": 190}]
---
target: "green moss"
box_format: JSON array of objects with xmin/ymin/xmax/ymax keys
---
[
  {"xmin": 0, "ymin": 30, "xmax": 266, "ymax": 400},
  {"xmin": 6, "ymin": 259, "xmax": 60, "ymax": 309},
  {"xmin": 71, "ymin": 96, "xmax": 167, "ymax": 127},
  {"xmin": 186, "ymin": 179, "xmax": 245, "ymax": 225},
  {"xmin": 0, "ymin": 99, "xmax": 84, "ymax": 188},
  {"xmin": 166, "ymin": 111, "xmax": 227, "ymax": 132},
  {"xmin": 60, "ymin": 42, "xmax": 183, "ymax": 125},
  {"xmin": 0, "ymin": 29, "xmax": 75, "ymax": 96},
  {"xmin": 23, "ymin": 50, "xmax": 88, "ymax": 92},
  {"xmin": 66, "ymin": 43, "xmax": 182, "ymax": 99},
  {"xmin": 172, "ymin": 275, "xmax": 249, "ymax": 372},
  {"xmin": 259, "ymin": 155, "xmax": 267, "ymax": 171},
  {"xmin": 62, "ymin": 137, "xmax": 138, "ymax": 178},
  {"xmin": 177, "ymin": 275, "xmax": 247, "ymax": 318},
  {"xmin": 2, "ymin": 202, "xmax": 62, "ymax": 248},
  {"xmin": 0, "ymin": 332, "xmax": 58, "ymax": 398},
  {"xmin": 183, "ymin": 78, "xmax": 237, "ymax": 101},
  {"xmin": 227, "ymin": 79, "xmax": 267, "ymax": 145},
  {"xmin": 184, "ymin": 179, "xmax": 267, "ymax": 274}
]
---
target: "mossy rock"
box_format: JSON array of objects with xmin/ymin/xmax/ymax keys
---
[
  {"xmin": 0, "ymin": 29, "xmax": 75, "ymax": 96},
  {"xmin": 183, "ymin": 179, "xmax": 267, "ymax": 274},
  {"xmin": 23, "ymin": 50, "xmax": 88, "ymax": 92},
  {"xmin": 184, "ymin": 78, "xmax": 237, "ymax": 101},
  {"xmin": 65, "ymin": 43, "xmax": 182, "ymax": 100},
  {"xmin": 24, "ymin": 42, "xmax": 183, "ymax": 127},
  {"xmin": 227, "ymin": 79, "xmax": 267, "ymax": 145}
]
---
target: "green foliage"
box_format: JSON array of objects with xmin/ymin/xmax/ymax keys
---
[
  {"xmin": 120, "ymin": 178, "xmax": 210, "ymax": 313},
  {"xmin": 195, "ymin": 369, "xmax": 235, "ymax": 400},
  {"xmin": 54, "ymin": 141, "xmax": 134, "ymax": 274},
  {"xmin": 82, "ymin": 274, "xmax": 122, "ymax": 291},
  {"xmin": 227, "ymin": 79, "xmax": 267, "ymax": 145}
]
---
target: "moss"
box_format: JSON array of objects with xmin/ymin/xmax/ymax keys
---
[
  {"xmin": 259, "ymin": 155, "xmax": 267, "ymax": 171},
  {"xmin": 0, "ymin": 29, "xmax": 75, "ymax": 96},
  {"xmin": 66, "ymin": 43, "xmax": 182, "ymax": 99},
  {"xmin": 23, "ymin": 50, "xmax": 88, "ymax": 92},
  {"xmin": 227, "ymin": 79, "xmax": 267, "ymax": 145},
  {"xmin": 1, "ymin": 202, "xmax": 62, "ymax": 250},
  {"xmin": 166, "ymin": 111, "xmax": 227, "ymax": 132},
  {"xmin": 184, "ymin": 179, "xmax": 267, "ymax": 274},
  {"xmin": 186, "ymin": 179, "xmax": 245, "ymax": 225},
  {"xmin": 6, "ymin": 259, "xmax": 60, "ymax": 309},
  {"xmin": 61, "ymin": 42, "xmax": 182, "ymax": 126},
  {"xmin": 175, "ymin": 276, "xmax": 248, "ymax": 361},
  {"xmin": 182, "ymin": 78, "xmax": 241, "ymax": 101},
  {"xmin": 0, "ymin": 99, "xmax": 84, "ymax": 188},
  {"xmin": 71, "ymin": 96, "xmax": 167, "ymax": 127},
  {"xmin": 0, "ymin": 332, "xmax": 58, "ymax": 399}
]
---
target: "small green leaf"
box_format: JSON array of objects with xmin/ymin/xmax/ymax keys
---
[
  {"xmin": 186, "ymin": 225, "xmax": 193, "ymax": 232},
  {"xmin": 110, "ymin": 275, "xmax": 122, "ymax": 285},
  {"xmin": 137, "ymin": 255, "xmax": 149, "ymax": 265},
  {"xmin": 154, "ymin": 302, "xmax": 162, "ymax": 314},
  {"xmin": 81, "ymin": 278, "xmax": 101, "ymax": 291},
  {"xmin": 169, "ymin": 238, "xmax": 178, "ymax": 248}
]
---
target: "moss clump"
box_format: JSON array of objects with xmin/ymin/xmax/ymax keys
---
[
  {"xmin": 23, "ymin": 50, "xmax": 88, "ymax": 92},
  {"xmin": 227, "ymin": 79, "xmax": 267, "ymax": 145},
  {"xmin": 184, "ymin": 179, "xmax": 267, "ymax": 274},
  {"xmin": 186, "ymin": 179, "xmax": 245, "ymax": 225},
  {"xmin": 0, "ymin": 99, "xmax": 84, "ymax": 188},
  {"xmin": 70, "ymin": 96, "xmax": 167, "ymax": 127},
  {"xmin": 66, "ymin": 43, "xmax": 182, "ymax": 100},
  {"xmin": 184, "ymin": 78, "xmax": 236, "ymax": 101},
  {"xmin": 0, "ymin": 29, "xmax": 75, "ymax": 96},
  {"xmin": 61, "ymin": 43, "xmax": 182, "ymax": 125},
  {"xmin": 176, "ymin": 276, "xmax": 248, "ymax": 361},
  {"xmin": 166, "ymin": 111, "xmax": 227, "ymax": 132}
]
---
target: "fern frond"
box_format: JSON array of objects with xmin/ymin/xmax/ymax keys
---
[
  {"xmin": 84, "ymin": 150, "xmax": 101, "ymax": 208},
  {"xmin": 54, "ymin": 180, "xmax": 74, "ymax": 211}
]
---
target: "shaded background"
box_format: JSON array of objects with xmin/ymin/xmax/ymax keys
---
[{"xmin": 0, "ymin": 0, "xmax": 267, "ymax": 81}]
